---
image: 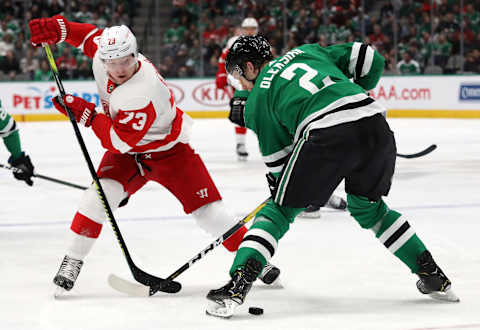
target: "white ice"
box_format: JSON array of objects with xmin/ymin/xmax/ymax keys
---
[{"xmin": 1, "ymin": 118, "xmax": 479, "ymax": 330}]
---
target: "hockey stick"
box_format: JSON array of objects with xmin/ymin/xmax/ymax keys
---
[
  {"xmin": 43, "ymin": 44, "xmax": 180, "ymax": 294},
  {"xmin": 396, "ymin": 144, "xmax": 437, "ymax": 159},
  {"xmin": 108, "ymin": 198, "xmax": 270, "ymax": 297},
  {"xmin": 0, "ymin": 162, "xmax": 88, "ymax": 190}
]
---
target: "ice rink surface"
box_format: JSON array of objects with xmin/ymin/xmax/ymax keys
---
[{"xmin": 1, "ymin": 118, "xmax": 479, "ymax": 330}]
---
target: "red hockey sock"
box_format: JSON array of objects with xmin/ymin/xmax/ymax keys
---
[
  {"xmin": 222, "ymin": 225, "xmax": 248, "ymax": 252},
  {"xmin": 235, "ymin": 126, "xmax": 247, "ymax": 134},
  {"xmin": 70, "ymin": 212, "xmax": 103, "ymax": 238}
]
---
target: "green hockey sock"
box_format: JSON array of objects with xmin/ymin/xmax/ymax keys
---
[{"xmin": 348, "ymin": 194, "xmax": 426, "ymax": 273}]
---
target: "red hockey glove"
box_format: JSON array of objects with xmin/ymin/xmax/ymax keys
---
[
  {"xmin": 29, "ymin": 15, "xmax": 69, "ymax": 46},
  {"xmin": 53, "ymin": 95, "xmax": 97, "ymax": 127}
]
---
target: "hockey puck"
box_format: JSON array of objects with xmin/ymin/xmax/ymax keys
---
[{"xmin": 248, "ymin": 307, "xmax": 264, "ymax": 315}]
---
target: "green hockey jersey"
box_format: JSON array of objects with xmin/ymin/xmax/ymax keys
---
[
  {"xmin": 0, "ymin": 100, "xmax": 22, "ymax": 159},
  {"xmin": 242, "ymin": 42, "xmax": 386, "ymax": 174}
]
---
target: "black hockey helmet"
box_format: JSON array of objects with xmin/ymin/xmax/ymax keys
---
[{"xmin": 226, "ymin": 35, "xmax": 273, "ymax": 77}]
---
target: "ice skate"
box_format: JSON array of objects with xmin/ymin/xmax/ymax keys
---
[
  {"xmin": 326, "ymin": 195, "xmax": 347, "ymax": 210},
  {"xmin": 298, "ymin": 204, "xmax": 322, "ymax": 218},
  {"xmin": 206, "ymin": 258, "xmax": 262, "ymax": 318},
  {"xmin": 236, "ymin": 143, "xmax": 248, "ymax": 161},
  {"xmin": 258, "ymin": 262, "xmax": 281, "ymax": 285},
  {"xmin": 416, "ymin": 250, "xmax": 459, "ymax": 302},
  {"xmin": 53, "ymin": 255, "xmax": 83, "ymax": 297}
]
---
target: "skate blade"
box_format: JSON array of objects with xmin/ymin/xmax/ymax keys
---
[
  {"xmin": 53, "ymin": 286, "xmax": 68, "ymax": 298},
  {"xmin": 428, "ymin": 288, "xmax": 460, "ymax": 302},
  {"xmin": 268, "ymin": 277, "xmax": 284, "ymax": 288},
  {"xmin": 297, "ymin": 210, "xmax": 322, "ymax": 219},
  {"xmin": 205, "ymin": 299, "xmax": 239, "ymax": 318}
]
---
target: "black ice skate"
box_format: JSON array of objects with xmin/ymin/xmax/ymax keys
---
[
  {"xmin": 416, "ymin": 250, "xmax": 459, "ymax": 302},
  {"xmin": 53, "ymin": 255, "xmax": 83, "ymax": 296},
  {"xmin": 206, "ymin": 258, "xmax": 262, "ymax": 318},
  {"xmin": 236, "ymin": 143, "xmax": 248, "ymax": 161},
  {"xmin": 258, "ymin": 262, "xmax": 281, "ymax": 285}
]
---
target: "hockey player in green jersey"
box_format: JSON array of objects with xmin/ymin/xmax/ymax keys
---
[
  {"xmin": 0, "ymin": 100, "xmax": 35, "ymax": 186},
  {"xmin": 206, "ymin": 35, "xmax": 458, "ymax": 318}
]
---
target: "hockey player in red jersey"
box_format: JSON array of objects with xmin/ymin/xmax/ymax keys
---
[
  {"xmin": 216, "ymin": 18, "xmax": 258, "ymax": 161},
  {"xmin": 28, "ymin": 16, "xmax": 280, "ymax": 294}
]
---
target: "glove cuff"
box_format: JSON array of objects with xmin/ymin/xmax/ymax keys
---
[
  {"xmin": 52, "ymin": 15, "xmax": 69, "ymax": 43},
  {"xmin": 8, "ymin": 151, "xmax": 26, "ymax": 166}
]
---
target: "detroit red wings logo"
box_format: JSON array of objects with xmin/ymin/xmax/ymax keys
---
[{"xmin": 107, "ymin": 79, "xmax": 116, "ymax": 93}]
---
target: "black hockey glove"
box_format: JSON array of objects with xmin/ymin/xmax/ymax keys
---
[
  {"xmin": 8, "ymin": 152, "xmax": 35, "ymax": 186},
  {"xmin": 266, "ymin": 172, "xmax": 277, "ymax": 197},
  {"xmin": 228, "ymin": 96, "xmax": 247, "ymax": 127}
]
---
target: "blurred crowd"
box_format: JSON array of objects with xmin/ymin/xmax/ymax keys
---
[
  {"xmin": 160, "ymin": 0, "xmax": 480, "ymax": 77},
  {"xmin": 0, "ymin": 0, "xmax": 135, "ymax": 81},
  {"xmin": 1, "ymin": 0, "xmax": 479, "ymax": 81}
]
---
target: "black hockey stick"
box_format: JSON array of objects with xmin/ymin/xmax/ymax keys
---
[
  {"xmin": 108, "ymin": 198, "xmax": 270, "ymax": 296},
  {"xmin": 396, "ymin": 144, "xmax": 437, "ymax": 159},
  {"xmin": 43, "ymin": 44, "xmax": 180, "ymax": 294},
  {"xmin": 0, "ymin": 162, "xmax": 88, "ymax": 190}
]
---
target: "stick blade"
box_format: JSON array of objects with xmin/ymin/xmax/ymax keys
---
[
  {"xmin": 108, "ymin": 274, "xmax": 182, "ymax": 296},
  {"xmin": 108, "ymin": 274, "xmax": 150, "ymax": 297},
  {"xmin": 397, "ymin": 144, "xmax": 437, "ymax": 159}
]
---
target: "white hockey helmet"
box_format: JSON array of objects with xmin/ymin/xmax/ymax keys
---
[
  {"xmin": 241, "ymin": 18, "xmax": 258, "ymax": 28},
  {"xmin": 98, "ymin": 25, "xmax": 138, "ymax": 61}
]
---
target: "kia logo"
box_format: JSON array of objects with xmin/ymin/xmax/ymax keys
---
[
  {"xmin": 166, "ymin": 82, "xmax": 185, "ymax": 104},
  {"xmin": 193, "ymin": 82, "xmax": 233, "ymax": 107}
]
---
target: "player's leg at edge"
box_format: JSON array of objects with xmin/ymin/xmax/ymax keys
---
[
  {"xmin": 206, "ymin": 201, "xmax": 298, "ymax": 318},
  {"xmin": 348, "ymin": 194, "xmax": 459, "ymax": 303}
]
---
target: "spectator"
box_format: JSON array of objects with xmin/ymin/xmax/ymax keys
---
[
  {"xmin": 397, "ymin": 51, "xmax": 420, "ymax": 74},
  {"xmin": 0, "ymin": 50, "xmax": 20, "ymax": 79},
  {"xmin": 34, "ymin": 59, "xmax": 53, "ymax": 81},
  {"xmin": 56, "ymin": 47, "xmax": 77, "ymax": 79},
  {"xmin": 0, "ymin": 33, "xmax": 14, "ymax": 58},
  {"xmin": 47, "ymin": 0, "xmax": 64, "ymax": 16},
  {"xmin": 75, "ymin": 4, "xmax": 93, "ymax": 23},
  {"xmin": 75, "ymin": 60, "xmax": 92, "ymax": 80},
  {"xmin": 432, "ymin": 33, "xmax": 452, "ymax": 69},
  {"xmin": 20, "ymin": 48, "xmax": 39, "ymax": 80}
]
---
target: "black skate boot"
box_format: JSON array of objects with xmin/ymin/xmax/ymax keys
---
[
  {"xmin": 416, "ymin": 250, "xmax": 459, "ymax": 302},
  {"xmin": 53, "ymin": 255, "xmax": 83, "ymax": 296},
  {"xmin": 258, "ymin": 262, "xmax": 281, "ymax": 285},
  {"xmin": 206, "ymin": 258, "xmax": 262, "ymax": 318},
  {"xmin": 236, "ymin": 143, "xmax": 248, "ymax": 161}
]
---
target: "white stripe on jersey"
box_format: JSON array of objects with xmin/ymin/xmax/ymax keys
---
[
  {"xmin": 109, "ymin": 127, "xmax": 132, "ymax": 153},
  {"xmin": 348, "ymin": 42, "xmax": 362, "ymax": 76},
  {"xmin": 304, "ymin": 100, "xmax": 385, "ymax": 135},
  {"xmin": 79, "ymin": 28, "xmax": 99, "ymax": 52},
  {"xmin": 262, "ymin": 144, "xmax": 294, "ymax": 164},
  {"xmin": 294, "ymin": 93, "xmax": 382, "ymax": 142},
  {"xmin": 361, "ymin": 46, "xmax": 375, "ymax": 78},
  {"xmin": 0, "ymin": 117, "xmax": 16, "ymax": 137}
]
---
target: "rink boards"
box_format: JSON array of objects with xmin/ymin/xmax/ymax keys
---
[{"xmin": 1, "ymin": 75, "xmax": 479, "ymax": 121}]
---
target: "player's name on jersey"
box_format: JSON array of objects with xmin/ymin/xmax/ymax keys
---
[{"xmin": 260, "ymin": 48, "xmax": 305, "ymax": 89}]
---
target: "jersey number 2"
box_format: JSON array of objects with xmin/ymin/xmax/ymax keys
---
[{"xmin": 280, "ymin": 63, "xmax": 334, "ymax": 95}]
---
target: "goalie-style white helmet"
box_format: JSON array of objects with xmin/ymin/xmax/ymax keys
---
[{"xmin": 98, "ymin": 25, "xmax": 138, "ymax": 60}]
